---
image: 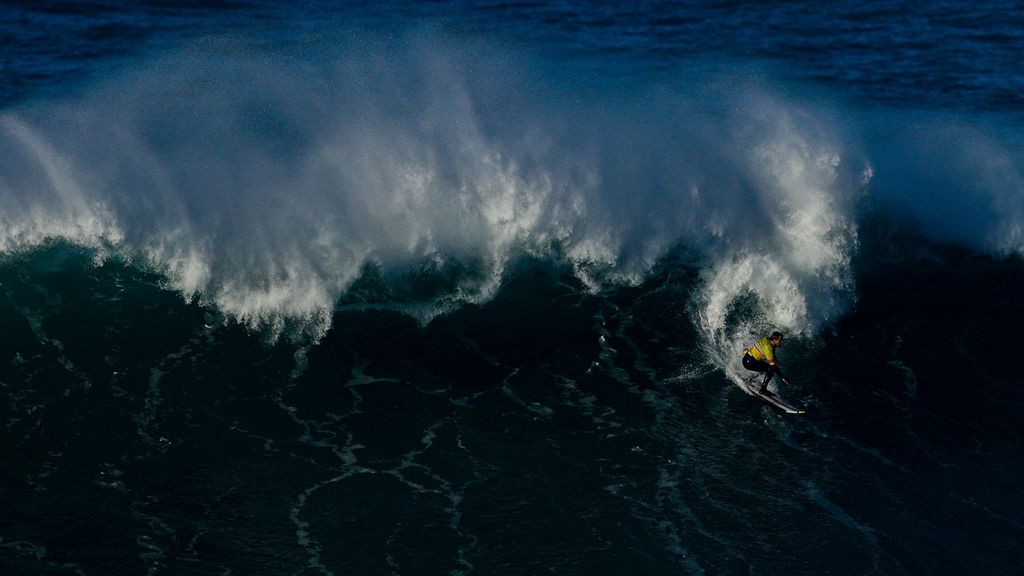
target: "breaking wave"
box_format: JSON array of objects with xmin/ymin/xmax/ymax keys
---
[{"xmin": 1, "ymin": 31, "xmax": 1021, "ymax": 360}]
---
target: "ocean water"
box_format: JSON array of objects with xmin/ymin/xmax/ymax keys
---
[{"xmin": 1, "ymin": 2, "xmax": 1023, "ymax": 574}]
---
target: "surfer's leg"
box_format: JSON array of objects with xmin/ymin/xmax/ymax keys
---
[
  {"xmin": 743, "ymin": 354, "xmax": 772, "ymax": 392},
  {"xmin": 760, "ymin": 367, "xmax": 774, "ymax": 392},
  {"xmin": 742, "ymin": 354, "xmax": 762, "ymax": 373}
]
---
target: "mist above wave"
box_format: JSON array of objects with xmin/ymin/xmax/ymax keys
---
[{"xmin": 1, "ymin": 30, "xmax": 1017, "ymax": 348}]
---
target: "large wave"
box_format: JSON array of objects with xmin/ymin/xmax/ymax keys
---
[{"xmin": 1, "ymin": 31, "xmax": 1020, "ymax": 360}]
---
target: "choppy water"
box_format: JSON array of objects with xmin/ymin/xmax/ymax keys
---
[{"xmin": 1, "ymin": 2, "xmax": 1022, "ymax": 575}]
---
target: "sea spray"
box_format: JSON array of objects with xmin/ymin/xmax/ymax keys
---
[
  {"xmin": 0, "ymin": 33, "xmax": 900, "ymax": 352},
  {"xmin": 862, "ymin": 115, "xmax": 1024, "ymax": 257},
  {"xmin": 693, "ymin": 92, "xmax": 867, "ymax": 376},
  {"xmin": 0, "ymin": 115, "xmax": 123, "ymax": 255}
]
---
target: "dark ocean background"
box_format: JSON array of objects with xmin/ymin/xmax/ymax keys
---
[{"xmin": 2, "ymin": 1, "xmax": 1023, "ymax": 574}]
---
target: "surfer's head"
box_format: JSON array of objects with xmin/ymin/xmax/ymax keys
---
[{"xmin": 770, "ymin": 331, "xmax": 784, "ymax": 346}]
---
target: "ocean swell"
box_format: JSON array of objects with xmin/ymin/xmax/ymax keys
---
[{"xmin": 5, "ymin": 31, "xmax": 1011, "ymax": 355}]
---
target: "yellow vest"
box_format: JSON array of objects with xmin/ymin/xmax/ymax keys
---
[{"xmin": 745, "ymin": 336, "xmax": 776, "ymax": 363}]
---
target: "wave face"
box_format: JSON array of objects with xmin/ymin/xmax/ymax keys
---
[
  {"xmin": 4, "ymin": 12, "xmax": 1023, "ymax": 348},
  {"xmin": 0, "ymin": 33, "xmax": 880, "ymax": 350}
]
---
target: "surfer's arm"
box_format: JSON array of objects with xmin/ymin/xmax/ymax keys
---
[{"xmin": 775, "ymin": 364, "xmax": 790, "ymax": 385}]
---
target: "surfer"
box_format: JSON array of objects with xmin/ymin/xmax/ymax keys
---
[{"xmin": 742, "ymin": 331, "xmax": 790, "ymax": 394}]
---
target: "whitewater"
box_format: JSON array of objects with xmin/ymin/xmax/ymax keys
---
[{"xmin": 1, "ymin": 2, "xmax": 1022, "ymax": 575}]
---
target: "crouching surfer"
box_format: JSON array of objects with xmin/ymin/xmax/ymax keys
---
[{"xmin": 742, "ymin": 331, "xmax": 791, "ymax": 394}]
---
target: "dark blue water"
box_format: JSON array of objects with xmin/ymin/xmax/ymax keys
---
[{"xmin": 1, "ymin": 2, "xmax": 1023, "ymax": 575}]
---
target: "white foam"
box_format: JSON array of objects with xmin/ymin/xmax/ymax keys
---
[
  {"xmin": 692, "ymin": 94, "xmax": 864, "ymax": 372},
  {"xmin": 6, "ymin": 31, "xmax": 1015, "ymax": 349},
  {"xmin": 0, "ymin": 116, "xmax": 123, "ymax": 254}
]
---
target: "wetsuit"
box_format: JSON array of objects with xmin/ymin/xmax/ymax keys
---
[{"xmin": 742, "ymin": 336, "xmax": 785, "ymax": 392}]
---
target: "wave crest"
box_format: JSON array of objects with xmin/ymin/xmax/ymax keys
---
[{"xmin": 0, "ymin": 33, "xmax": 887, "ymax": 349}]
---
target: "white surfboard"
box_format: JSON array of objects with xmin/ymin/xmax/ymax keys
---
[{"xmin": 737, "ymin": 375, "xmax": 806, "ymax": 414}]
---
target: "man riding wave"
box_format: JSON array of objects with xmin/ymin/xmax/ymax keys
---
[{"xmin": 742, "ymin": 331, "xmax": 791, "ymax": 394}]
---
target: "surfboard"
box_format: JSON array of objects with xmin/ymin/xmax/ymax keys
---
[{"xmin": 738, "ymin": 375, "xmax": 806, "ymax": 414}]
